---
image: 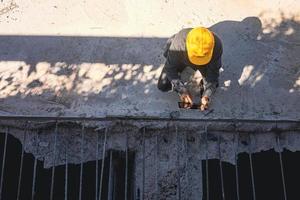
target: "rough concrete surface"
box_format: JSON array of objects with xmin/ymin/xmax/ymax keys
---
[
  {"xmin": 1, "ymin": 121, "xmax": 299, "ymax": 199},
  {"xmin": 0, "ymin": 0, "xmax": 300, "ymax": 199},
  {"xmin": 0, "ymin": 0, "xmax": 299, "ymax": 120}
]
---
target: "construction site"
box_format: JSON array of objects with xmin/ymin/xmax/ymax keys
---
[{"xmin": 0, "ymin": 0, "xmax": 300, "ymax": 199}]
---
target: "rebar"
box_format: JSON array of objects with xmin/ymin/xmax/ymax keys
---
[
  {"xmin": 175, "ymin": 125, "xmax": 181, "ymax": 200},
  {"xmin": 248, "ymin": 134, "xmax": 256, "ymax": 200},
  {"xmin": 125, "ymin": 132, "xmax": 128, "ymax": 200},
  {"xmin": 79, "ymin": 124, "xmax": 85, "ymax": 200},
  {"xmin": 50, "ymin": 121, "xmax": 58, "ymax": 200},
  {"xmin": 17, "ymin": 125, "xmax": 28, "ymax": 200},
  {"xmin": 98, "ymin": 128, "xmax": 107, "ymax": 200},
  {"xmin": 234, "ymin": 133, "xmax": 240, "ymax": 200},
  {"xmin": 0, "ymin": 127, "xmax": 8, "ymax": 200},
  {"xmin": 31, "ymin": 132, "xmax": 38, "ymax": 200},
  {"xmin": 108, "ymin": 151, "xmax": 113, "ymax": 200},
  {"xmin": 142, "ymin": 127, "xmax": 145, "ymax": 200},
  {"xmin": 276, "ymin": 135, "xmax": 287, "ymax": 200},
  {"xmin": 218, "ymin": 134, "xmax": 225, "ymax": 200},
  {"xmin": 155, "ymin": 133, "xmax": 159, "ymax": 200},
  {"xmin": 184, "ymin": 132, "xmax": 189, "ymax": 197},
  {"xmin": 205, "ymin": 126, "xmax": 209, "ymax": 200},
  {"xmin": 64, "ymin": 134, "xmax": 69, "ymax": 200},
  {"xmin": 95, "ymin": 132, "xmax": 99, "ymax": 200}
]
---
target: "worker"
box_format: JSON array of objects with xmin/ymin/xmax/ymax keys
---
[{"xmin": 157, "ymin": 27, "xmax": 223, "ymax": 110}]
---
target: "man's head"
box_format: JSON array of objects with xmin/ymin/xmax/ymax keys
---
[{"xmin": 186, "ymin": 27, "xmax": 215, "ymax": 65}]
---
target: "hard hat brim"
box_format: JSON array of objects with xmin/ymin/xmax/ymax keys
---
[
  {"xmin": 186, "ymin": 28, "xmax": 215, "ymax": 66},
  {"xmin": 187, "ymin": 48, "xmax": 214, "ymax": 65}
]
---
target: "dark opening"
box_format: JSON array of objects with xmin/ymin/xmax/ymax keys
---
[
  {"xmin": 0, "ymin": 132, "xmax": 135, "ymax": 200},
  {"xmin": 202, "ymin": 149, "xmax": 300, "ymax": 200},
  {"xmin": 2, "ymin": 131, "xmax": 300, "ymax": 200}
]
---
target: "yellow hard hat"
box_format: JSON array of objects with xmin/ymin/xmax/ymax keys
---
[{"xmin": 186, "ymin": 27, "xmax": 215, "ymax": 65}]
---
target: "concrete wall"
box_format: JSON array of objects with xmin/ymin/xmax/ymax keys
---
[
  {"xmin": 1, "ymin": 0, "xmax": 300, "ymax": 199},
  {"xmin": 0, "ymin": 0, "xmax": 299, "ymax": 120},
  {"xmin": 0, "ymin": 120, "xmax": 299, "ymax": 199}
]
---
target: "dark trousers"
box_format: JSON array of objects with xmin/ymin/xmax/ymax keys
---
[{"xmin": 157, "ymin": 67, "xmax": 173, "ymax": 92}]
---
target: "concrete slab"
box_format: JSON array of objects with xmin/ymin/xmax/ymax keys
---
[{"xmin": 0, "ymin": 0, "xmax": 299, "ymax": 120}]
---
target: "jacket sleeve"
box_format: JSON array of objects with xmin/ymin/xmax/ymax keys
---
[
  {"xmin": 164, "ymin": 55, "xmax": 188, "ymax": 95},
  {"xmin": 202, "ymin": 56, "xmax": 222, "ymax": 98},
  {"xmin": 163, "ymin": 31, "xmax": 189, "ymax": 95}
]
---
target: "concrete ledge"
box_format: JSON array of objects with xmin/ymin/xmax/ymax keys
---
[{"xmin": 0, "ymin": 115, "xmax": 299, "ymax": 133}]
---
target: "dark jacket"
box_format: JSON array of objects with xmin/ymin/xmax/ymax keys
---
[{"xmin": 163, "ymin": 28, "xmax": 223, "ymax": 97}]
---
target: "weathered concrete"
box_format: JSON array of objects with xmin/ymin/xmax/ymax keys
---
[
  {"xmin": 1, "ymin": 121, "xmax": 299, "ymax": 199},
  {"xmin": 0, "ymin": 0, "xmax": 299, "ymax": 120},
  {"xmin": 1, "ymin": 0, "xmax": 300, "ymax": 199}
]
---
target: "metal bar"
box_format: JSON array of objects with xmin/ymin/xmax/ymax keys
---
[
  {"xmin": 205, "ymin": 126, "xmax": 209, "ymax": 200},
  {"xmin": 108, "ymin": 151, "xmax": 113, "ymax": 200},
  {"xmin": 50, "ymin": 121, "xmax": 58, "ymax": 200},
  {"xmin": 17, "ymin": 125, "xmax": 27, "ymax": 200},
  {"xmin": 31, "ymin": 132, "xmax": 38, "ymax": 200},
  {"xmin": 142, "ymin": 127, "xmax": 145, "ymax": 200},
  {"xmin": 125, "ymin": 132, "xmax": 128, "ymax": 200},
  {"xmin": 248, "ymin": 134, "xmax": 256, "ymax": 200},
  {"xmin": 95, "ymin": 132, "xmax": 99, "ymax": 200},
  {"xmin": 276, "ymin": 135, "xmax": 287, "ymax": 200},
  {"xmin": 64, "ymin": 134, "xmax": 69, "ymax": 200},
  {"xmin": 31, "ymin": 158, "xmax": 37, "ymax": 200},
  {"xmin": 218, "ymin": 134, "xmax": 225, "ymax": 200},
  {"xmin": 155, "ymin": 133, "xmax": 159, "ymax": 200},
  {"xmin": 234, "ymin": 133, "xmax": 240, "ymax": 200},
  {"xmin": 79, "ymin": 124, "xmax": 85, "ymax": 200},
  {"xmin": 175, "ymin": 125, "xmax": 181, "ymax": 200},
  {"xmin": 0, "ymin": 115, "xmax": 298, "ymax": 123},
  {"xmin": 197, "ymin": 129, "xmax": 203, "ymax": 198},
  {"xmin": 0, "ymin": 127, "xmax": 8, "ymax": 200},
  {"xmin": 98, "ymin": 128, "xmax": 107, "ymax": 200},
  {"xmin": 184, "ymin": 131, "xmax": 189, "ymax": 197}
]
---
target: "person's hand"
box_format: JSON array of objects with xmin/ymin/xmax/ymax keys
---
[
  {"xmin": 200, "ymin": 96, "xmax": 210, "ymax": 111},
  {"xmin": 180, "ymin": 92, "xmax": 193, "ymax": 108}
]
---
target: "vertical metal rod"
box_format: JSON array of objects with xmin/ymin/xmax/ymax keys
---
[
  {"xmin": 205, "ymin": 126, "xmax": 209, "ymax": 200},
  {"xmin": 218, "ymin": 134, "xmax": 225, "ymax": 200},
  {"xmin": 64, "ymin": 134, "xmax": 69, "ymax": 200},
  {"xmin": 155, "ymin": 133, "xmax": 159, "ymax": 200},
  {"xmin": 184, "ymin": 132, "xmax": 189, "ymax": 197},
  {"xmin": 125, "ymin": 132, "xmax": 128, "ymax": 200},
  {"xmin": 0, "ymin": 127, "xmax": 8, "ymax": 200},
  {"xmin": 234, "ymin": 133, "xmax": 240, "ymax": 200},
  {"xmin": 98, "ymin": 128, "xmax": 107, "ymax": 200},
  {"xmin": 142, "ymin": 127, "xmax": 145, "ymax": 200},
  {"xmin": 31, "ymin": 157, "xmax": 37, "ymax": 200},
  {"xmin": 17, "ymin": 125, "xmax": 28, "ymax": 200},
  {"xmin": 175, "ymin": 125, "xmax": 181, "ymax": 200},
  {"xmin": 95, "ymin": 132, "xmax": 99, "ymax": 200},
  {"xmin": 50, "ymin": 121, "xmax": 58, "ymax": 200},
  {"xmin": 276, "ymin": 135, "xmax": 287, "ymax": 200},
  {"xmin": 31, "ymin": 132, "xmax": 38, "ymax": 200},
  {"xmin": 248, "ymin": 134, "xmax": 256, "ymax": 200},
  {"xmin": 79, "ymin": 124, "xmax": 85, "ymax": 200},
  {"xmin": 197, "ymin": 129, "xmax": 203, "ymax": 198},
  {"xmin": 108, "ymin": 151, "xmax": 113, "ymax": 200}
]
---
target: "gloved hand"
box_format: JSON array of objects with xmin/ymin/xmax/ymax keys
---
[
  {"xmin": 180, "ymin": 92, "xmax": 193, "ymax": 108},
  {"xmin": 200, "ymin": 96, "xmax": 210, "ymax": 111}
]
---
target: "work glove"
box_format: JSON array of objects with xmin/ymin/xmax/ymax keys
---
[
  {"xmin": 180, "ymin": 91, "xmax": 193, "ymax": 108},
  {"xmin": 200, "ymin": 96, "xmax": 210, "ymax": 111},
  {"xmin": 172, "ymin": 80, "xmax": 193, "ymax": 108}
]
